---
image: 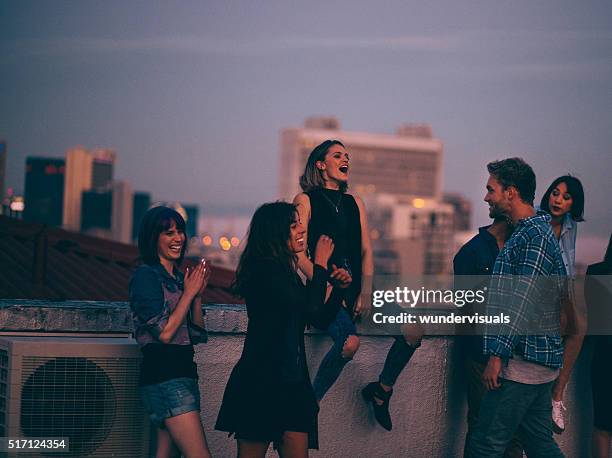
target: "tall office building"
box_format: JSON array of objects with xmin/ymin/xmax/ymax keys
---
[
  {"xmin": 63, "ymin": 146, "xmax": 116, "ymax": 230},
  {"xmin": 132, "ymin": 192, "xmax": 152, "ymax": 242},
  {"xmin": 279, "ymin": 117, "xmax": 444, "ymax": 201},
  {"xmin": 366, "ymin": 194, "xmax": 455, "ymax": 275},
  {"xmin": 80, "ymin": 181, "xmax": 133, "ymax": 244},
  {"xmin": 111, "ymin": 181, "xmax": 133, "ymax": 244},
  {"xmin": 182, "ymin": 204, "xmax": 199, "ymax": 239},
  {"xmin": 23, "ymin": 157, "xmax": 65, "ymax": 226},
  {"xmin": 81, "ymin": 189, "xmax": 112, "ymax": 233},
  {"xmin": 443, "ymin": 193, "xmax": 472, "ymax": 232},
  {"xmin": 0, "ymin": 141, "xmax": 6, "ymax": 207}
]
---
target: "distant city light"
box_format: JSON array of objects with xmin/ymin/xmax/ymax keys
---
[
  {"xmin": 10, "ymin": 199, "xmax": 24, "ymax": 212},
  {"xmin": 412, "ymin": 198, "xmax": 425, "ymax": 209},
  {"xmin": 202, "ymin": 235, "xmax": 213, "ymax": 246},
  {"xmin": 219, "ymin": 236, "xmax": 231, "ymax": 251},
  {"xmin": 230, "ymin": 236, "xmax": 240, "ymax": 247}
]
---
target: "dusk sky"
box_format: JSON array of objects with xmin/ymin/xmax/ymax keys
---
[{"xmin": 2, "ymin": 1, "xmax": 611, "ymax": 260}]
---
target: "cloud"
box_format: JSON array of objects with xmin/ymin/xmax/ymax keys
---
[
  {"xmin": 4, "ymin": 28, "xmax": 610, "ymax": 82},
  {"xmin": 3, "ymin": 33, "xmax": 455, "ymax": 58}
]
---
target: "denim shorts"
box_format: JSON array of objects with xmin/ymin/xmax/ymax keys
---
[{"xmin": 139, "ymin": 377, "xmax": 201, "ymax": 428}]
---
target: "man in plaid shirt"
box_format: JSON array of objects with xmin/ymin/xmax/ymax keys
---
[{"xmin": 468, "ymin": 158, "xmax": 566, "ymax": 458}]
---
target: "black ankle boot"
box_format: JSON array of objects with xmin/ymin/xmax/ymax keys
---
[{"xmin": 361, "ymin": 381, "xmax": 393, "ymax": 431}]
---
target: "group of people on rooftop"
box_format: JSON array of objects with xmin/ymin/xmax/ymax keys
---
[{"xmin": 129, "ymin": 140, "xmax": 611, "ymax": 458}]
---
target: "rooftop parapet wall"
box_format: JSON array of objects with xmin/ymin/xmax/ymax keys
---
[{"xmin": 0, "ymin": 300, "xmax": 596, "ymax": 457}]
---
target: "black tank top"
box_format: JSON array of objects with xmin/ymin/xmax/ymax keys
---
[{"xmin": 305, "ymin": 189, "xmax": 362, "ymax": 308}]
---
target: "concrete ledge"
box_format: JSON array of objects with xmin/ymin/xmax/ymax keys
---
[
  {"xmin": 0, "ymin": 299, "xmax": 251, "ymax": 334},
  {"xmin": 0, "ymin": 300, "xmax": 412, "ymax": 336},
  {"xmin": 0, "ymin": 299, "xmax": 133, "ymax": 333},
  {"xmin": 0, "ymin": 300, "xmax": 599, "ymax": 457}
]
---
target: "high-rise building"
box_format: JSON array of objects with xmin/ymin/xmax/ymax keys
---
[
  {"xmin": 443, "ymin": 193, "xmax": 472, "ymax": 232},
  {"xmin": 366, "ymin": 194, "xmax": 455, "ymax": 275},
  {"xmin": 63, "ymin": 146, "xmax": 116, "ymax": 231},
  {"xmin": 23, "ymin": 157, "xmax": 65, "ymax": 226},
  {"xmin": 92, "ymin": 153, "xmax": 114, "ymax": 188},
  {"xmin": 132, "ymin": 192, "xmax": 151, "ymax": 242},
  {"xmin": 279, "ymin": 117, "xmax": 444, "ymax": 201},
  {"xmin": 0, "ymin": 141, "xmax": 6, "ymax": 208},
  {"xmin": 81, "ymin": 189, "xmax": 112, "ymax": 233},
  {"xmin": 111, "ymin": 181, "xmax": 133, "ymax": 244},
  {"xmin": 182, "ymin": 204, "xmax": 199, "ymax": 239},
  {"xmin": 80, "ymin": 181, "xmax": 132, "ymax": 244}
]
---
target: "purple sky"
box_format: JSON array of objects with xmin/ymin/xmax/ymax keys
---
[{"xmin": 2, "ymin": 1, "xmax": 611, "ymax": 261}]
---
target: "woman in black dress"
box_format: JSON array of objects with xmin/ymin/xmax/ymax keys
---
[{"xmin": 215, "ymin": 202, "xmax": 351, "ymax": 457}]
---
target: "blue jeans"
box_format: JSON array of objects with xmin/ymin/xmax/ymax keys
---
[
  {"xmin": 312, "ymin": 307, "xmax": 357, "ymax": 401},
  {"xmin": 467, "ymin": 379, "xmax": 564, "ymax": 458}
]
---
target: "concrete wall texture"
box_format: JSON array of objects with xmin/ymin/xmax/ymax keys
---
[
  {"xmin": 0, "ymin": 301, "xmax": 598, "ymax": 457},
  {"xmin": 199, "ymin": 334, "xmax": 595, "ymax": 458}
]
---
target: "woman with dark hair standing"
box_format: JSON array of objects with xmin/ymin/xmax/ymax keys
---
[
  {"xmin": 215, "ymin": 202, "xmax": 350, "ymax": 457},
  {"xmin": 586, "ymin": 234, "xmax": 612, "ymax": 457},
  {"xmin": 540, "ymin": 175, "xmax": 586, "ymax": 434},
  {"xmin": 294, "ymin": 140, "xmax": 421, "ymax": 431},
  {"xmin": 130, "ymin": 205, "xmax": 212, "ymax": 458}
]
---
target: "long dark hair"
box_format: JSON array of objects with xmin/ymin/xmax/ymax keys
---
[
  {"xmin": 233, "ymin": 202, "xmax": 298, "ymax": 297},
  {"xmin": 299, "ymin": 139, "xmax": 348, "ymax": 193},
  {"xmin": 540, "ymin": 175, "xmax": 585, "ymax": 222},
  {"xmin": 137, "ymin": 206, "xmax": 187, "ymax": 266}
]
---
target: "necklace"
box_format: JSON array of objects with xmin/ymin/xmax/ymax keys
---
[{"xmin": 320, "ymin": 190, "xmax": 343, "ymax": 213}]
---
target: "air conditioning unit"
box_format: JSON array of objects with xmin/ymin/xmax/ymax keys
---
[{"xmin": 0, "ymin": 336, "xmax": 149, "ymax": 457}]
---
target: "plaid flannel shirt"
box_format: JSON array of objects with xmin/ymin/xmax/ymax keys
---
[{"xmin": 484, "ymin": 210, "xmax": 567, "ymax": 368}]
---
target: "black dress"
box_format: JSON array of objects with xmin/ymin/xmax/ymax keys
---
[
  {"xmin": 306, "ymin": 189, "xmax": 362, "ymax": 311},
  {"xmin": 215, "ymin": 259, "xmax": 343, "ymax": 448}
]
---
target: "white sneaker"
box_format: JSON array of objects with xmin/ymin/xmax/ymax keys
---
[{"xmin": 552, "ymin": 400, "xmax": 566, "ymax": 434}]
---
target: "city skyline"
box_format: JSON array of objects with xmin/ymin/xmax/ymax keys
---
[{"xmin": 2, "ymin": 1, "xmax": 610, "ymax": 261}]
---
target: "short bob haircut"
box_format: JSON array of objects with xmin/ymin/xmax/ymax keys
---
[
  {"xmin": 137, "ymin": 206, "xmax": 187, "ymax": 266},
  {"xmin": 539, "ymin": 175, "xmax": 585, "ymax": 222},
  {"xmin": 487, "ymin": 157, "xmax": 536, "ymax": 205},
  {"xmin": 233, "ymin": 202, "xmax": 297, "ymax": 298},
  {"xmin": 299, "ymin": 140, "xmax": 348, "ymax": 193}
]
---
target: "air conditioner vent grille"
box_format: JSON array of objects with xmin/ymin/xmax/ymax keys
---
[{"xmin": 20, "ymin": 356, "xmax": 142, "ymax": 457}]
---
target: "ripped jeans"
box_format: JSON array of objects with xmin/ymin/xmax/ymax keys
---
[{"xmin": 312, "ymin": 307, "xmax": 357, "ymax": 401}]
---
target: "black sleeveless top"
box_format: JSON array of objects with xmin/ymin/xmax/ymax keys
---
[{"xmin": 305, "ymin": 189, "xmax": 362, "ymax": 309}]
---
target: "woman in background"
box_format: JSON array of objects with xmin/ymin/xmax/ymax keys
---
[
  {"xmin": 540, "ymin": 175, "xmax": 585, "ymax": 434},
  {"xmin": 130, "ymin": 206, "xmax": 211, "ymax": 458},
  {"xmin": 215, "ymin": 202, "xmax": 350, "ymax": 457}
]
